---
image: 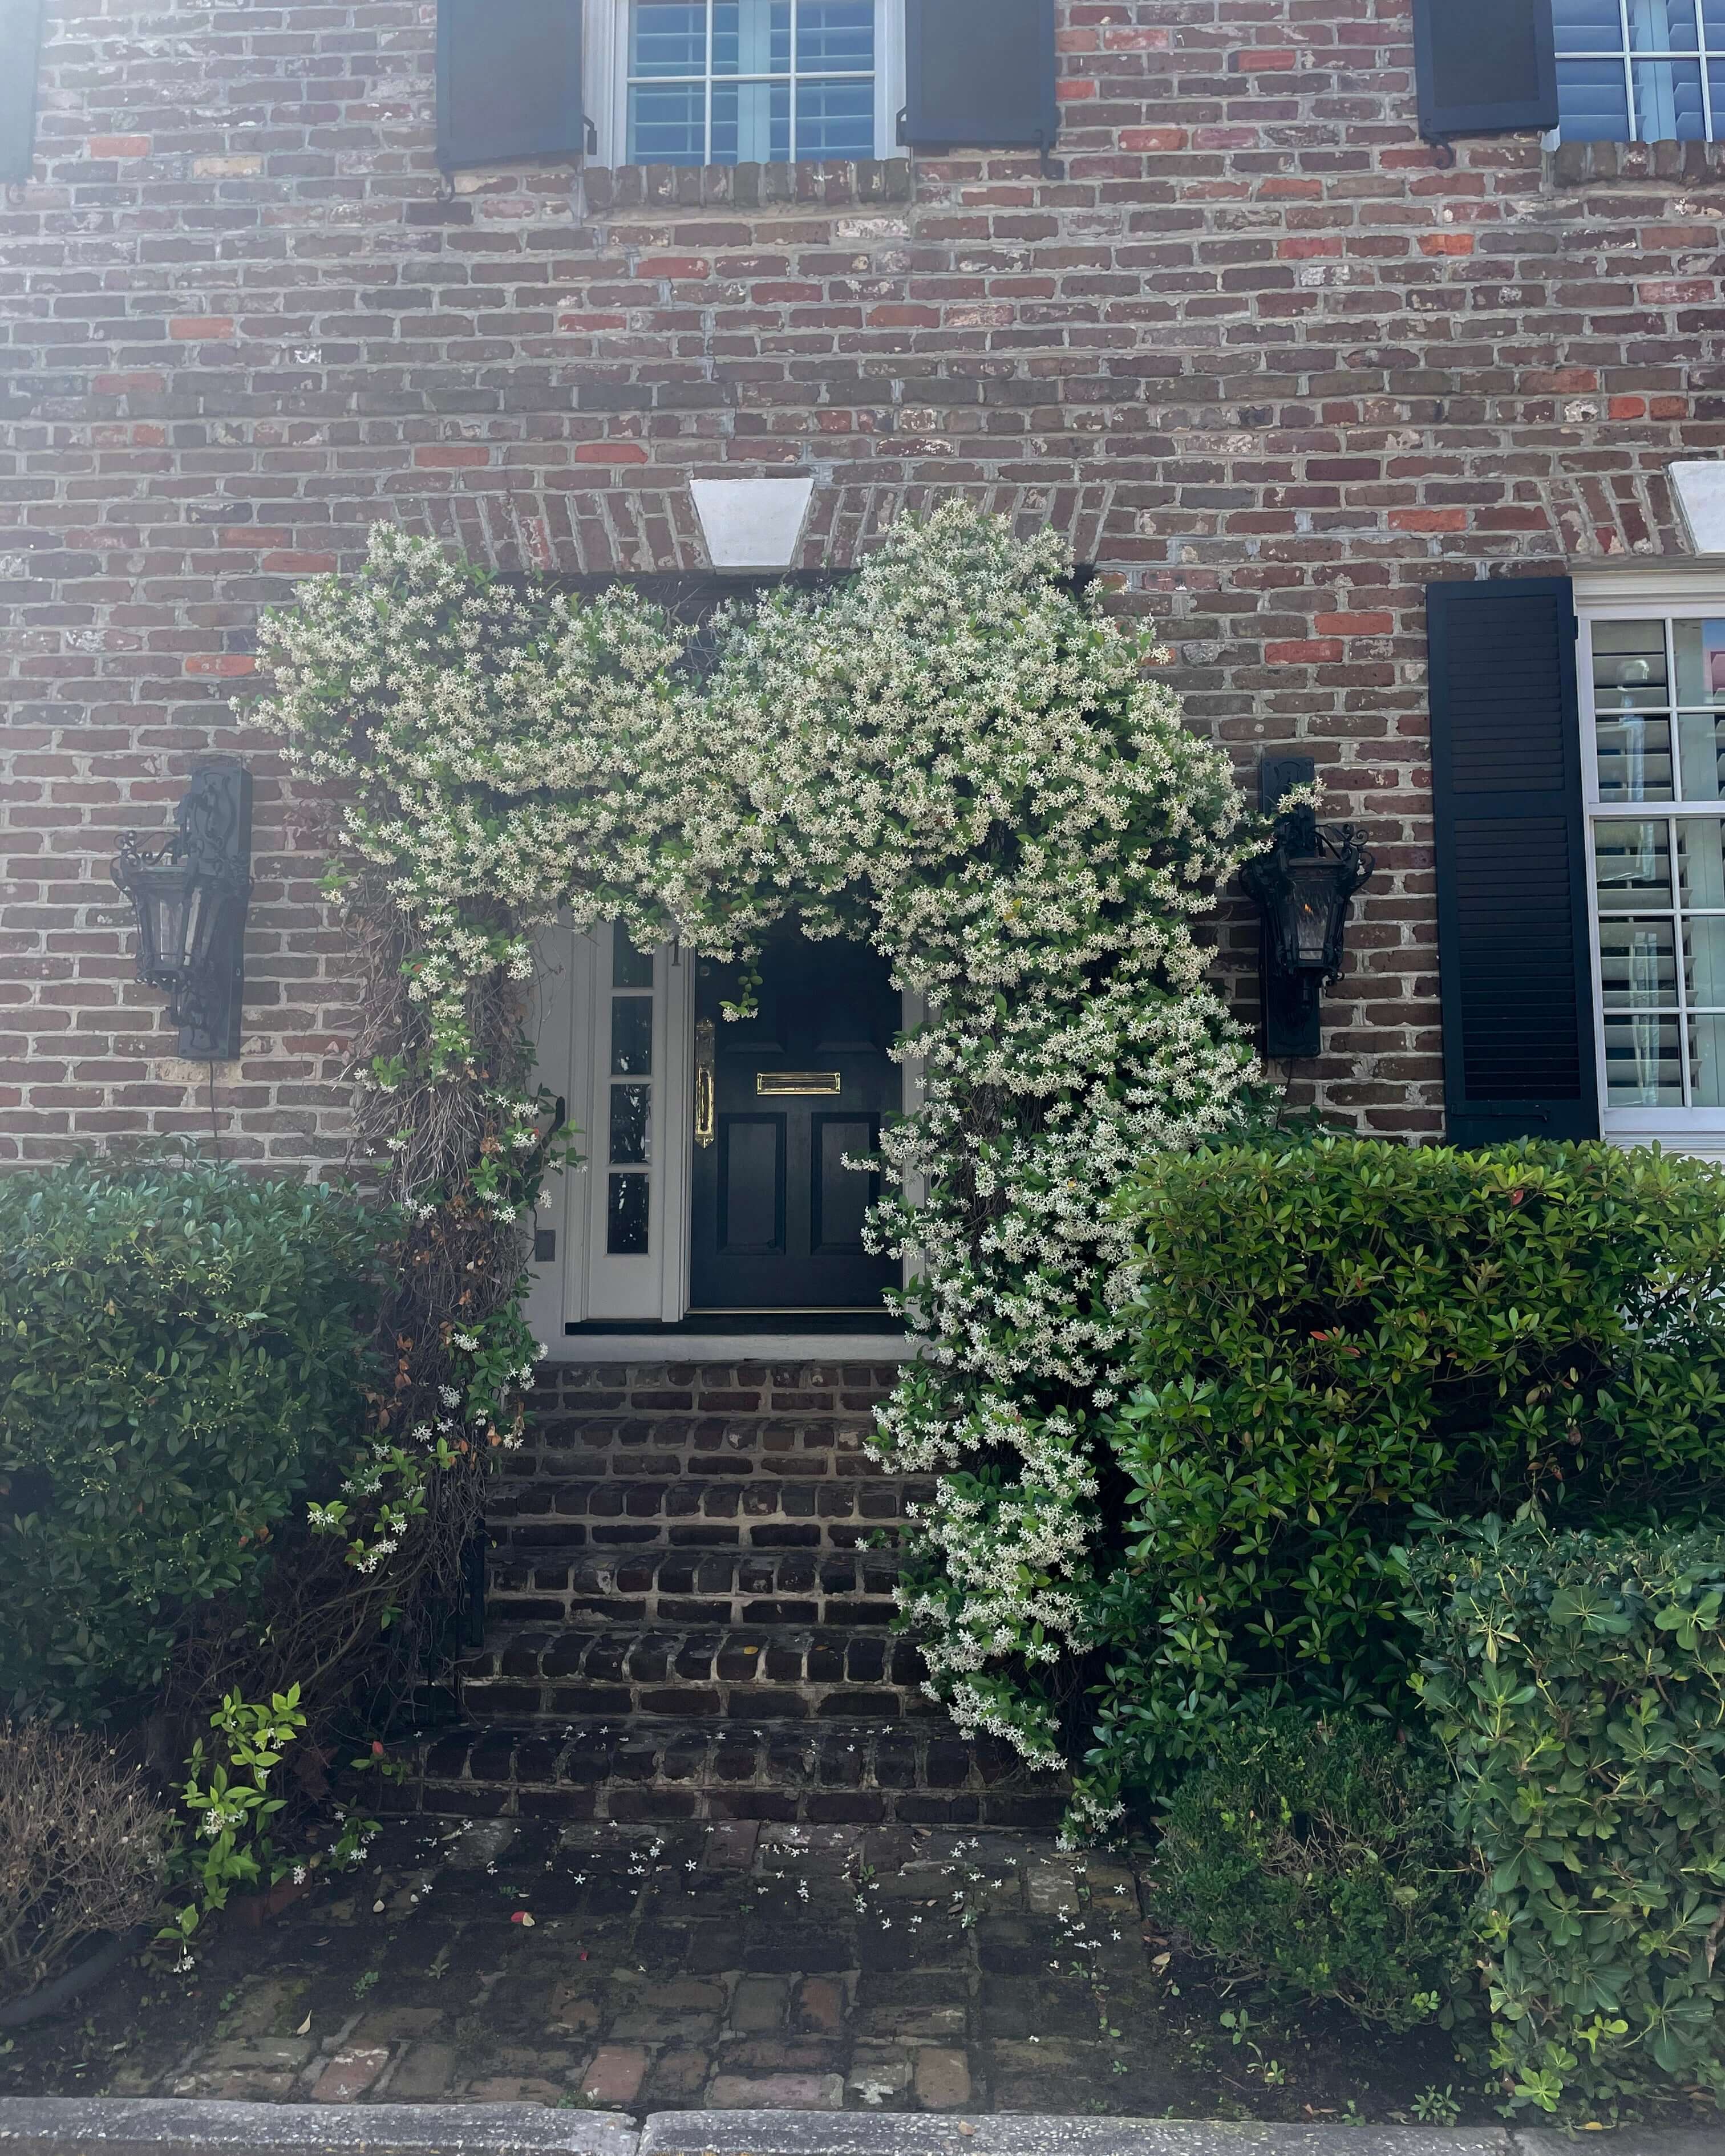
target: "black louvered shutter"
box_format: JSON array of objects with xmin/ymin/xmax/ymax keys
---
[
  {"xmin": 1, "ymin": 0, "xmax": 45, "ymax": 183},
  {"xmin": 903, "ymin": 0, "xmax": 1058, "ymax": 153},
  {"xmin": 1428, "ymin": 577, "xmax": 1600, "ymax": 1148},
  {"xmin": 1411, "ymin": 0, "xmax": 1557, "ymax": 139},
  {"xmin": 437, "ymin": 0, "xmax": 584, "ymax": 172}
]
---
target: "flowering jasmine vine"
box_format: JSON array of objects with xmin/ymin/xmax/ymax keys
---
[{"xmin": 252, "ymin": 503, "xmax": 1264, "ymax": 1803}]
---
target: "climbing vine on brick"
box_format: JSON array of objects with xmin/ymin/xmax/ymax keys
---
[{"xmin": 253, "ymin": 501, "xmax": 1264, "ymax": 1796}]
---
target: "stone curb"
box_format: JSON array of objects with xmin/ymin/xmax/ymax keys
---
[
  {"xmin": 0, "ymin": 2100, "xmax": 635, "ymax": 2155},
  {"xmin": 0, "ymin": 2106, "xmax": 1721, "ymax": 2156}
]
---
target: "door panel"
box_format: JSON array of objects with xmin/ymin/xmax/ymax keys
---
[
  {"xmin": 690, "ymin": 933, "xmax": 901, "ymax": 1312},
  {"xmin": 812, "ymin": 1115, "xmax": 878, "ymax": 1254},
  {"xmin": 719, "ymin": 1116, "xmax": 786, "ymax": 1254}
]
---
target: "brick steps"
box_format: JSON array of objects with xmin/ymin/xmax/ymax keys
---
[
  {"xmin": 419, "ymin": 1360, "xmax": 1060, "ymax": 1827},
  {"xmin": 485, "ymin": 1546, "xmax": 903, "ymax": 1630},
  {"xmin": 489, "ymin": 1474, "xmax": 930, "ymax": 1557},
  {"xmin": 382, "ymin": 1718, "xmax": 1070, "ymax": 1830},
  {"xmin": 459, "ymin": 1621, "xmax": 934, "ymax": 1723}
]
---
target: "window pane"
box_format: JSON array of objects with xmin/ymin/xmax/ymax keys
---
[
  {"xmin": 610, "ymin": 1083, "xmax": 652, "ymax": 1164},
  {"xmin": 1559, "ymin": 58, "xmax": 1634, "ymax": 136},
  {"xmin": 797, "ymin": 77, "xmax": 876, "ymax": 157},
  {"xmin": 1554, "ymin": 0, "xmax": 1629, "ymax": 49},
  {"xmin": 1633, "ymin": 0, "xmax": 1700, "ymax": 46},
  {"xmin": 613, "ymin": 922, "xmax": 654, "ymax": 988},
  {"xmin": 612, "ymin": 995, "xmax": 654, "ymax": 1075},
  {"xmin": 1687, "ymin": 919, "xmax": 1725, "ymax": 1006},
  {"xmin": 799, "ymin": 0, "xmax": 874, "ymax": 67},
  {"xmin": 1691, "ymin": 1016, "xmax": 1725, "ymax": 1104},
  {"xmin": 1634, "ymin": 56, "xmax": 1707, "ymax": 133},
  {"xmin": 1706, "ymin": 0, "xmax": 1725, "ymax": 37},
  {"xmin": 1604, "ymin": 1014, "xmax": 1685, "ymax": 1103},
  {"xmin": 1675, "ymin": 619, "xmax": 1725, "ymax": 707},
  {"xmin": 1595, "ymin": 818, "xmax": 1673, "ymax": 908},
  {"xmin": 1593, "ymin": 617, "xmax": 1669, "ymax": 698},
  {"xmin": 1596, "ymin": 715, "xmax": 1674, "ymax": 801},
  {"xmin": 1678, "ymin": 818, "xmax": 1725, "ymax": 908},
  {"xmin": 1599, "ymin": 916, "xmax": 1678, "ymax": 1006},
  {"xmin": 633, "ymin": 1, "xmax": 709, "ymax": 75},
  {"xmin": 607, "ymin": 1172, "xmax": 651, "ymax": 1255},
  {"xmin": 1679, "ymin": 712, "xmax": 1725, "ymax": 801},
  {"xmin": 630, "ymin": 80, "xmax": 708, "ymax": 161}
]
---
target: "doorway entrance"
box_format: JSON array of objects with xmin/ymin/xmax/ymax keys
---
[
  {"xmin": 526, "ymin": 922, "xmax": 911, "ymax": 1336},
  {"xmin": 690, "ymin": 934, "xmax": 902, "ymax": 1314}
]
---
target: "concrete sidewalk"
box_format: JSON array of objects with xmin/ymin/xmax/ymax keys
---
[{"xmin": 0, "ymin": 2098, "xmax": 1722, "ymax": 2155}]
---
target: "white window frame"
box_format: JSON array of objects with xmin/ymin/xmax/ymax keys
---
[
  {"xmin": 585, "ymin": 0, "xmax": 905, "ymax": 168},
  {"xmin": 1551, "ymin": 0, "xmax": 1723, "ymax": 143},
  {"xmin": 1576, "ymin": 566, "xmax": 1725, "ymax": 1156}
]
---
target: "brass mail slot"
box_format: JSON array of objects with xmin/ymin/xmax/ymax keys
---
[{"xmin": 756, "ymin": 1071, "xmax": 842, "ymax": 1097}]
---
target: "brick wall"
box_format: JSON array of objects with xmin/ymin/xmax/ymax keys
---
[{"xmin": 5, "ymin": 0, "xmax": 1725, "ymax": 1161}]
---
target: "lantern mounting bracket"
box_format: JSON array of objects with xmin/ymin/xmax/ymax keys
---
[
  {"xmin": 1241, "ymin": 755, "xmax": 1375, "ymax": 1061},
  {"xmin": 112, "ymin": 759, "xmax": 254, "ymax": 1060}
]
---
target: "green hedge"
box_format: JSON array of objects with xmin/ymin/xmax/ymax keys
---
[
  {"xmin": 1085, "ymin": 1138, "xmax": 1725, "ymax": 1798},
  {"xmin": 0, "ymin": 1158, "xmax": 386, "ymax": 1719},
  {"xmin": 1151, "ymin": 1705, "xmax": 1471, "ymax": 2032},
  {"xmin": 1408, "ymin": 1518, "xmax": 1725, "ymax": 2113}
]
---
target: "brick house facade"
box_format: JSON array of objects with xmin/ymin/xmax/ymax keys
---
[{"xmin": 5, "ymin": 0, "xmax": 1725, "ymax": 1179}]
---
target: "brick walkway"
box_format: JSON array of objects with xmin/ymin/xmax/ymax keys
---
[{"xmin": 3, "ymin": 1815, "xmax": 1461, "ymax": 2122}]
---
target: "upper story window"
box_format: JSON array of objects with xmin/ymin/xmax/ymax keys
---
[
  {"xmin": 624, "ymin": 0, "xmax": 886, "ymax": 164},
  {"xmin": 1553, "ymin": 0, "xmax": 1725, "ymax": 139}
]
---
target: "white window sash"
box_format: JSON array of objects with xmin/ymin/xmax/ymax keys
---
[
  {"xmin": 1575, "ymin": 573, "xmax": 1725, "ymax": 1142},
  {"xmin": 588, "ymin": 0, "xmax": 904, "ymax": 167}
]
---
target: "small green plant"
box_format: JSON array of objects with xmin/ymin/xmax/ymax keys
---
[
  {"xmin": 159, "ymin": 1687, "xmax": 306, "ymax": 1959},
  {"xmin": 1411, "ymin": 2086, "xmax": 1461, "ymax": 2125},
  {"xmin": 157, "ymin": 1686, "xmax": 384, "ymax": 1965},
  {"xmin": 1151, "ymin": 1705, "xmax": 1471, "ymax": 2033}
]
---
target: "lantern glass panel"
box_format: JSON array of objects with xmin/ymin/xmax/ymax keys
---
[{"xmin": 1285, "ymin": 856, "xmax": 1344, "ymax": 970}]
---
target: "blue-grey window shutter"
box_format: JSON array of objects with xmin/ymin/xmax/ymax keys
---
[
  {"xmin": 1411, "ymin": 0, "xmax": 1557, "ymax": 138},
  {"xmin": 0, "ymin": 0, "xmax": 45, "ymax": 183},
  {"xmin": 436, "ymin": 0, "xmax": 584, "ymax": 172},
  {"xmin": 1428, "ymin": 577, "xmax": 1600, "ymax": 1147},
  {"xmin": 903, "ymin": 0, "xmax": 1058, "ymax": 153}
]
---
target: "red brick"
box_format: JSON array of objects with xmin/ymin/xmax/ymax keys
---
[
  {"xmin": 573, "ymin": 441, "xmax": 650, "ymax": 464},
  {"xmin": 1388, "ymin": 508, "xmax": 1469, "ymax": 532},
  {"xmin": 88, "ymin": 135, "xmax": 149, "ymax": 157},
  {"xmin": 1265, "ymin": 639, "xmax": 1345, "ymax": 664},
  {"xmin": 168, "ymin": 316, "xmax": 235, "ymax": 340}
]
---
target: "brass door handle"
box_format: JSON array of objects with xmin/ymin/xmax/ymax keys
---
[{"xmin": 695, "ymin": 1018, "xmax": 715, "ymax": 1149}]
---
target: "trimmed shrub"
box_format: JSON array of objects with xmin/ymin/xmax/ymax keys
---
[
  {"xmin": 1151, "ymin": 1705, "xmax": 1471, "ymax": 2032},
  {"xmin": 0, "ymin": 1721, "xmax": 170, "ymax": 2000},
  {"xmin": 1085, "ymin": 1138, "xmax": 1725, "ymax": 1801},
  {"xmin": 0, "ymin": 1158, "xmax": 386, "ymax": 1719},
  {"xmin": 1408, "ymin": 1517, "xmax": 1725, "ymax": 2114}
]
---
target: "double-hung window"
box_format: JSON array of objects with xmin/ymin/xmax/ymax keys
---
[
  {"xmin": 1553, "ymin": 0, "xmax": 1725, "ymax": 139},
  {"xmin": 621, "ymin": 0, "xmax": 889, "ymax": 164},
  {"xmin": 1580, "ymin": 582, "xmax": 1725, "ymax": 1141}
]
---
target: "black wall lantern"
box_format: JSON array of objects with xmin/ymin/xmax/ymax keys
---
[
  {"xmin": 1240, "ymin": 756, "xmax": 1375, "ymax": 1060},
  {"xmin": 112, "ymin": 760, "xmax": 253, "ymax": 1059}
]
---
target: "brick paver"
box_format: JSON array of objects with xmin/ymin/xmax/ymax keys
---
[{"xmin": 1, "ymin": 1814, "xmax": 1467, "ymax": 2122}]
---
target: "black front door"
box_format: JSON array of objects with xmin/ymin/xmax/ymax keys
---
[{"xmin": 690, "ymin": 934, "xmax": 902, "ymax": 1314}]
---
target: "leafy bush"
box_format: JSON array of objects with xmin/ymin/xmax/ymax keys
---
[
  {"xmin": 1084, "ymin": 1138, "xmax": 1725, "ymax": 1805},
  {"xmin": 1151, "ymin": 1705, "xmax": 1472, "ymax": 2032},
  {"xmin": 1408, "ymin": 1517, "xmax": 1725, "ymax": 2114},
  {"xmin": 0, "ymin": 1721, "xmax": 170, "ymax": 2000},
  {"xmin": 0, "ymin": 1158, "xmax": 386, "ymax": 1719}
]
